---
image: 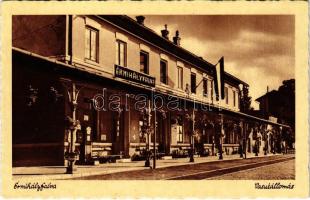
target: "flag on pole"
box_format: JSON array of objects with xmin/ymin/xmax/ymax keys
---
[{"xmin": 213, "ymin": 57, "xmax": 225, "ymax": 100}]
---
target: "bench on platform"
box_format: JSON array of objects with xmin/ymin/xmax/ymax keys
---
[
  {"xmin": 171, "ymin": 149, "xmax": 189, "ymax": 158},
  {"xmin": 131, "ymin": 149, "xmax": 166, "ymax": 161},
  {"xmin": 151, "ymin": 152, "xmax": 166, "ymax": 159},
  {"xmin": 96, "ymin": 154, "xmax": 122, "ymax": 163}
]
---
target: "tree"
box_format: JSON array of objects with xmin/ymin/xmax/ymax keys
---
[
  {"xmin": 273, "ymin": 79, "xmax": 295, "ymax": 127},
  {"xmin": 277, "ymin": 79, "xmax": 295, "ymax": 135},
  {"xmin": 240, "ymin": 85, "xmax": 253, "ymax": 114}
]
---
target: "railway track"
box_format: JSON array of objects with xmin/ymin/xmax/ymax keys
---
[
  {"xmin": 71, "ymin": 155, "xmax": 295, "ymax": 180},
  {"xmin": 166, "ymin": 156, "xmax": 294, "ymax": 180}
]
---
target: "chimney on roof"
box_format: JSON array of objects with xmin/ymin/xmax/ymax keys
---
[
  {"xmin": 136, "ymin": 16, "xmax": 145, "ymax": 25},
  {"xmin": 161, "ymin": 24, "xmax": 169, "ymax": 40},
  {"xmin": 173, "ymin": 30, "xmax": 181, "ymax": 46}
]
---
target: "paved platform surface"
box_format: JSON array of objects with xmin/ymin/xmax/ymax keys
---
[
  {"xmin": 207, "ymin": 158, "xmax": 295, "ymax": 180},
  {"xmin": 13, "ymin": 153, "xmax": 289, "ymax": 180}
]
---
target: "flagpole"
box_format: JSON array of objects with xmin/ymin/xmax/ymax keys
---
[
  {"xmin": 214, "ymin": 56, "xmax": 223, "ymax": 66},
  {"xmin": 153, "ymin": 105, "xmax": 156, "ymax": 169},
  {"xmin": 214, "ymin": 57, "xmax": 225, "ymax": 160},
  {"xmin": 194, "ymin": 56, "xmax": 223, "ymax": 92}
]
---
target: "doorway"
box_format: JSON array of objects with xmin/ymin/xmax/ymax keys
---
[{"xmin": 156, "ymin": 112, "xmax": 168, "ymax": 154}]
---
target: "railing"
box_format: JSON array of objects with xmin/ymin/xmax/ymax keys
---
[{"xmin": 287, "ymin": 149, "xmax": 295, "ymax": 154}]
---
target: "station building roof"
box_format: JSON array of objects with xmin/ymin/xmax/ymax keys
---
[{"xmin": 97, "ymin": 15, "xmax": 249, "ymax": 88}]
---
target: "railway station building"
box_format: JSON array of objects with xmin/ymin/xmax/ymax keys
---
[{"xmin": 12, "ymin": 15, "xmax": 292, "ymax": 166}]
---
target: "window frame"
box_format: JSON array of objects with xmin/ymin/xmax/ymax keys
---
[
  {"xmin": 176, "ymin": 115, "xmax": 184, "ymax": 143},
  {"xmin": 210, "ymin": 79, "xmax": 214, "ymax": 100},
  {"xmin": 140, "ymin": 51, "xmax": 149, "ymax": 74},
  {"xmin": 190, "ymin": 73, "xmax": 196, "ymax": 94},
  {"xmin": 203, "ymin": 78, "xmax": 208, "ymax": 97},
  {"xmin": 233, "ymin": 90, "xmax": 236, "ymax": 107},
  {"xmin": 85, "ymin": 26, "xmax": 99, "ymax": 62},
  {"xmin": 225, "ymin": 87, "xmax": 229, "ymax": 104},
  {"xmin": 115, "ymin": 39, "xmax": 127, "ymax": 67},
  {"xmin": 177, "ymin": 66, "xmax": 183, "ymax": 89},
  {"xmin": 160, "ymin": 59, "xmax": 168, "ymax": 84},
  {"xmin": 237, "ymin": 92, "xmax": 240, "ymax": 109},
  {"xmin": 177, "ymin": 125, "xmax": 183, "ymax": 143}
]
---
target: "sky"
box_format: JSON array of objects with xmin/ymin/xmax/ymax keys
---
[{"xmin": 138, "ymin": 15, "xmax": 295, "ymax": 109}]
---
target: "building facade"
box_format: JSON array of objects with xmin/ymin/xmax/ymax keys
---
[
  {"xmin": 12, "ymin": 15, "xmax": 291, "ymax": 166},
  {"xmin": 255, "ymin": 80, "xmax": 295, "ymax": 149}
]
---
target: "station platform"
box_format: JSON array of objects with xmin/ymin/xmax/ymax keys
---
[{"xmin": 12, "ymin": 153, "xmax": 284, "ymax": 180}]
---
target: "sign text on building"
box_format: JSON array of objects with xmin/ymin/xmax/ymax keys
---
[{"xmin": 114, "ymin": 65, "xmax": 156, "ymax": 87}]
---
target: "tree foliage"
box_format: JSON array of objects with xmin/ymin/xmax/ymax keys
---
[
  {"xmin": 277, "ymin": 79, "xmax": 295, "ymax": 128},
  {"xmin": 240, "ymin": 85, "xmax": 253, "ymax": 114}
]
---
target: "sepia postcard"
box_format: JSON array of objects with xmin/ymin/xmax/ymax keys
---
[{"xmin": 1, "ymin": 1, "xmax": 309, "ymax": 198}]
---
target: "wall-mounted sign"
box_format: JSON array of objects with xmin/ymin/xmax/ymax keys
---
[
  {"xmin": 101, "ymin": 134, "xmax": 107, "ymax": 141},
  {"xmin": 115, "ymin": 65, "xmax": 155, "ymax": 87},
  {"xmin": 83, "ymin": 114, "xmax": 89, "ymax": 121},
  {"xmin": 269, "ymin": 116, "xmax": 278, "ymax": 123}
]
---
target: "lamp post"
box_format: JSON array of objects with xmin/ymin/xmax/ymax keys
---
[
  {"xmin": 279, "ymin": 126, "xmax": 283, "ymax": 154},
  {"xmin": 237, "ymin": 121, "xmax": 243, "ymax": 158},
  {"xmin": 153, "ymin": 106, "xmax": 157, "ymax": 169},
  {"xmin": 212, "ymin": 135, "xmax": 215, "ymax": 156},
  {"xmin": 254, "ymin": 126, "xmax": 258, "ymax": 157},
  {"xmin": 144, "ymin": 99, "xmax": 152, "ymax": 167},
  {"xmin": 243, "ymin": 123, "xmax": 247, "ymax": 159},
  {"xmin": 218, "ymin": 114, "xmax": 223, "ymax": 160},
  {"xmin": 239, "ymin": 121, "xmax": 243, "ymax": 158},
  {"xmin": 238, "ymin": 83, "xmax": 247, "ymax": 159},
  {"xmin": 185, "ymin": 109, "xmax": 196, "ymax": 162},
  {"xmin": 63, "ymin": 81, "xmax": 82, "ymax": 174},
  {"xmin": 263, "ymin": 130, "xmax": 266, "ymax": 156},
  {"xmin": 185, "ymin": 83, "xmax": 196, "ymax": 163},
  {"xmin": 190, "ymin": 108, "xmax": 195, "ymax": 162}
]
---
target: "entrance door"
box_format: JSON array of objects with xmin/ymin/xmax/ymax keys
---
[
  {"xmin": 77, "ymin": 104, "xmax": 98, "ymax": 163},
  {"xmin": 156, "ymin": 113, "xmax": 168, "ymax": 154},
  {"xmin": 112, "ymin": 110, "xmax": 125, "ymax": 156}
]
